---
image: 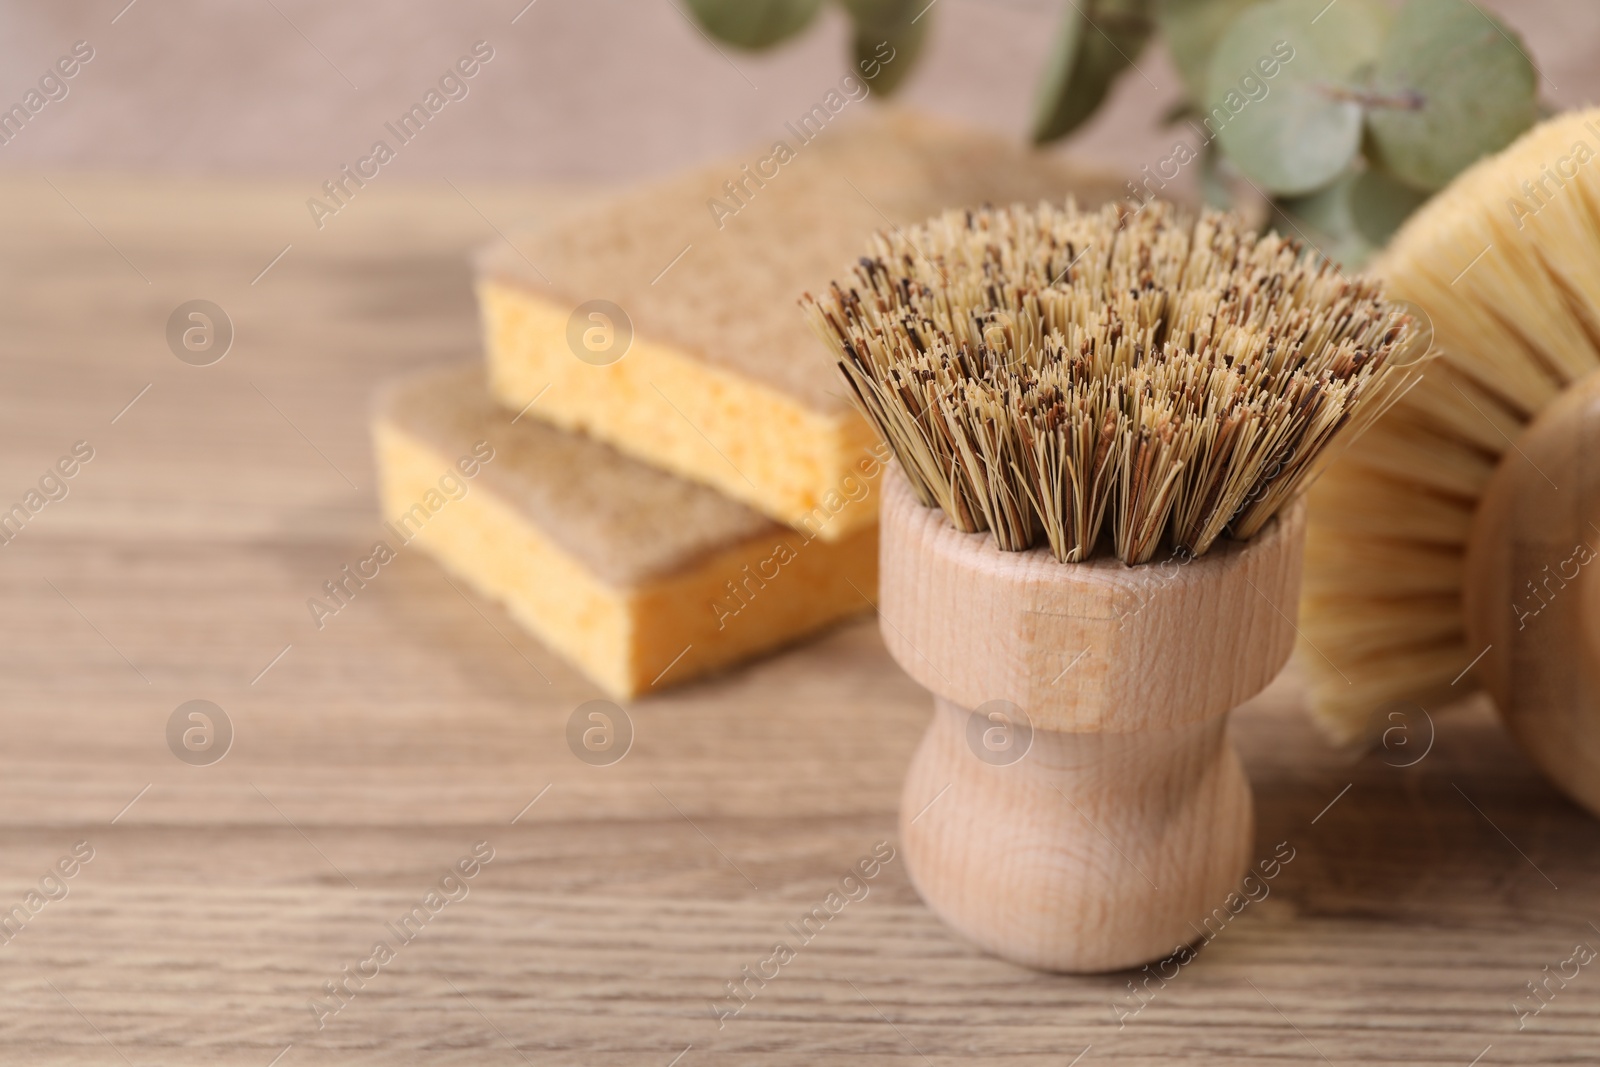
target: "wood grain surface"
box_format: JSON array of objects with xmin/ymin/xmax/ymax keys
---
[{"xmin": 0, "ymin": 174, "xmax": 1597, "ymax": 1064}]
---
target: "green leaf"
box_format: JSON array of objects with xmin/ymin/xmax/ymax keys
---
[
  {"xmin": 1205, "ymin": 0, "xmax": 1390, "ymax": 196},
  {"xmin": 1279, "ymin": 173, "xmax": 1353, "ymax": 235},
  {"xmin": 1160, "ymin": 100, "xmax": 1196, "ymax": 126},
  {"xmin": 1198, "ymin": 144, "xmax": 1234, "ymax": 210},
  {"xmin": 1365, "ymin": 0, "xmax": 1538, "ymax": 191},
  {"xmin": 1275, "ymin": 175, "xmax": 1377, "ymax": 268},
  {"xmin": 841, "ymin": 0, "xmax": 930, "ymax": 96},
  {"xmin": 684, "ymin": 0, "xmax": 824, "ymax": 49},
  {"xmin": 1031, "ymin": 1, "xmax": 1154, "ymax": 145},
  {"xmin": 1348, "ymin": 165, "xmax": 1428, "ymax": 244},
  {"xmin": 1154, "ymin": 0, "xmax": 1261, "ymax": 104},
  {"xmin": 1032, "ymin": 7, "xmax": 1086, "ymax": 143}
]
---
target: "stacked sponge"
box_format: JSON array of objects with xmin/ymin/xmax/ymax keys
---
[{"xmin": 373, "ymin": 110, "xmax": 1114, "ymax": 697}]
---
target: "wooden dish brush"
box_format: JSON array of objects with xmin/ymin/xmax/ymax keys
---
[
  {"xmin": 1298, "ymin": 107, "xmax": 1600, "ymax": 818},
  {"xmin": 802, "ymin": 200, "xmax": 1422, "ymax": 971}
]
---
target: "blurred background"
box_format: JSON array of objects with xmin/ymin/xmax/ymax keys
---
[{"xmin": 4, "ymin": 0, "xmax": 1594, "ymax": 189}]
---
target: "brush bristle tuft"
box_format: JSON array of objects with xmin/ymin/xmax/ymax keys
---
[
  {"xmin": 1300, "ymin": 107, "xmax": 1600, "ymax": 742},
  {"xmin": 803, "ymin": 200, "xmax": 1422, "ymax": 566}
]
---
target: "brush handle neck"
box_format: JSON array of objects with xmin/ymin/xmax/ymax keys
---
[
  {"xmin": 902, "ymin": 698, "xmax": 1252, "ymax": 972},
  {"xmin": 1466, "ymin": 369, "xmax": 1600, "ymax": 818}
]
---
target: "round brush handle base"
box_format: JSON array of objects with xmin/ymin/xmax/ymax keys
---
[
  {"xmin": 901, "ymin": 696, "xmax": 1252, "ymax": 972},
  {"xmin": 1467, "ymin": 368, "xmax": 1600, "ymax": 818}
]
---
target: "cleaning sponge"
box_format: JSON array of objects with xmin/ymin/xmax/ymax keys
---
[
  {"xmin": 372, "ymin": 365, "xmax": 877, "ymax": 697},
  {"xmin": 477, "ymin": 109, "xmax": 1119, "ymax": 539}
]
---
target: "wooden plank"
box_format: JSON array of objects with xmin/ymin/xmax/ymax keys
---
[{"xmin": 0, "ymin": 174, "xmax": 1596, "ymax": 1064}]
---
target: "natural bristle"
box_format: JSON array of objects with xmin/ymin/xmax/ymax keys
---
[
  {"xmin": 1299, "ymin": 106, "xmax": 1600, "ymax": 742},
  {"xmin": 803, "ymin": 200, "xmax": 1422, "ymax": 566}
]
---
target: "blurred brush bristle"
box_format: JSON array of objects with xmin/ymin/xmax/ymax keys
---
[
  {"xmin": 802, "ymin": 199, "xmax": 1423, "ymax": 565},
  {"xmin": 1299, "ymin": 106, "xmax": 1600, "ymax": 741}
]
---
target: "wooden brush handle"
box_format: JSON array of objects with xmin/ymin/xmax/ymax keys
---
[
  {"xmin": 1466, "ymin": 369, "xmax": 1600, "ymax": 819},
  {"xmin": 879, "ymin": 472, "xmax": 1305, "ymax": 972}
]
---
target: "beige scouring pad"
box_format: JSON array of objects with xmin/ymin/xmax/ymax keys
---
[
  {"xmin": 476, "ymin": 109, "xmax": 1120, "ymax": 540},
  {"xmin": 372, "ymin": 366, "xmax": 876, "ymax": 697}
]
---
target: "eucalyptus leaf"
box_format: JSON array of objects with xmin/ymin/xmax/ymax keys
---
[
  {"xmin": 1199, "ymin": 144, "xmax": 1234, "ymax": 210},
  {"xmin": 1279, "ymin": 172, "xmax": 1353, "ymax": 235},
  {"xmin": 1160, "ymin": 100, "xmax": 1195, "ymax": 126},
  {"xmin": 1365, "ymin": 0, "xmax": 1537, "ymax": 191},
  {"xmin": 1275, "ymin": 176, "xmax": 1376, "ymax": 268},
  {"xmin": 842, "ymin": 0, "xmax": 930, "ymax": 96},
  {"xmin": 1349, "ymin": 166, "xmax": 1428, "ymax": 244},
  {"xmin": 685, "ymin": 0, "xmax": 825, "ymax": 50},
  {"xmin": 1031, "ymin": 1, "xmax": 1154, "ymax": 145},
  {"xmin": 1205, "ymin": 0, "xmax": 1390, "ymax": 196},
  {"xmin": 1154, "ymin": 0, "xmax": 1260, "ymax": 104},
  {"xmin": 1032, "ymin": 8, "xmax": 1085, "ymax": 143}
]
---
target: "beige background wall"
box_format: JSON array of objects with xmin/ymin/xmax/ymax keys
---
[{"xmin": 0, "ymin": 0, "xmax": 1593, "ymax": 190}]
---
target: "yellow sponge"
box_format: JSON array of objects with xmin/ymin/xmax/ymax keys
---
[
  {"xmin": 477, "ymin": 109, "xmax": 1119, "ymax": 540},
  {"xmin": 372, "ymin": 366, "xmax": 877, "ymax": 697}
]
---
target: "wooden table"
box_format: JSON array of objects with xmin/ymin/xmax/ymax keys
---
[{"xmin": 2, "ymin": 175, "xmax": 1596, "ymax": 1065}]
